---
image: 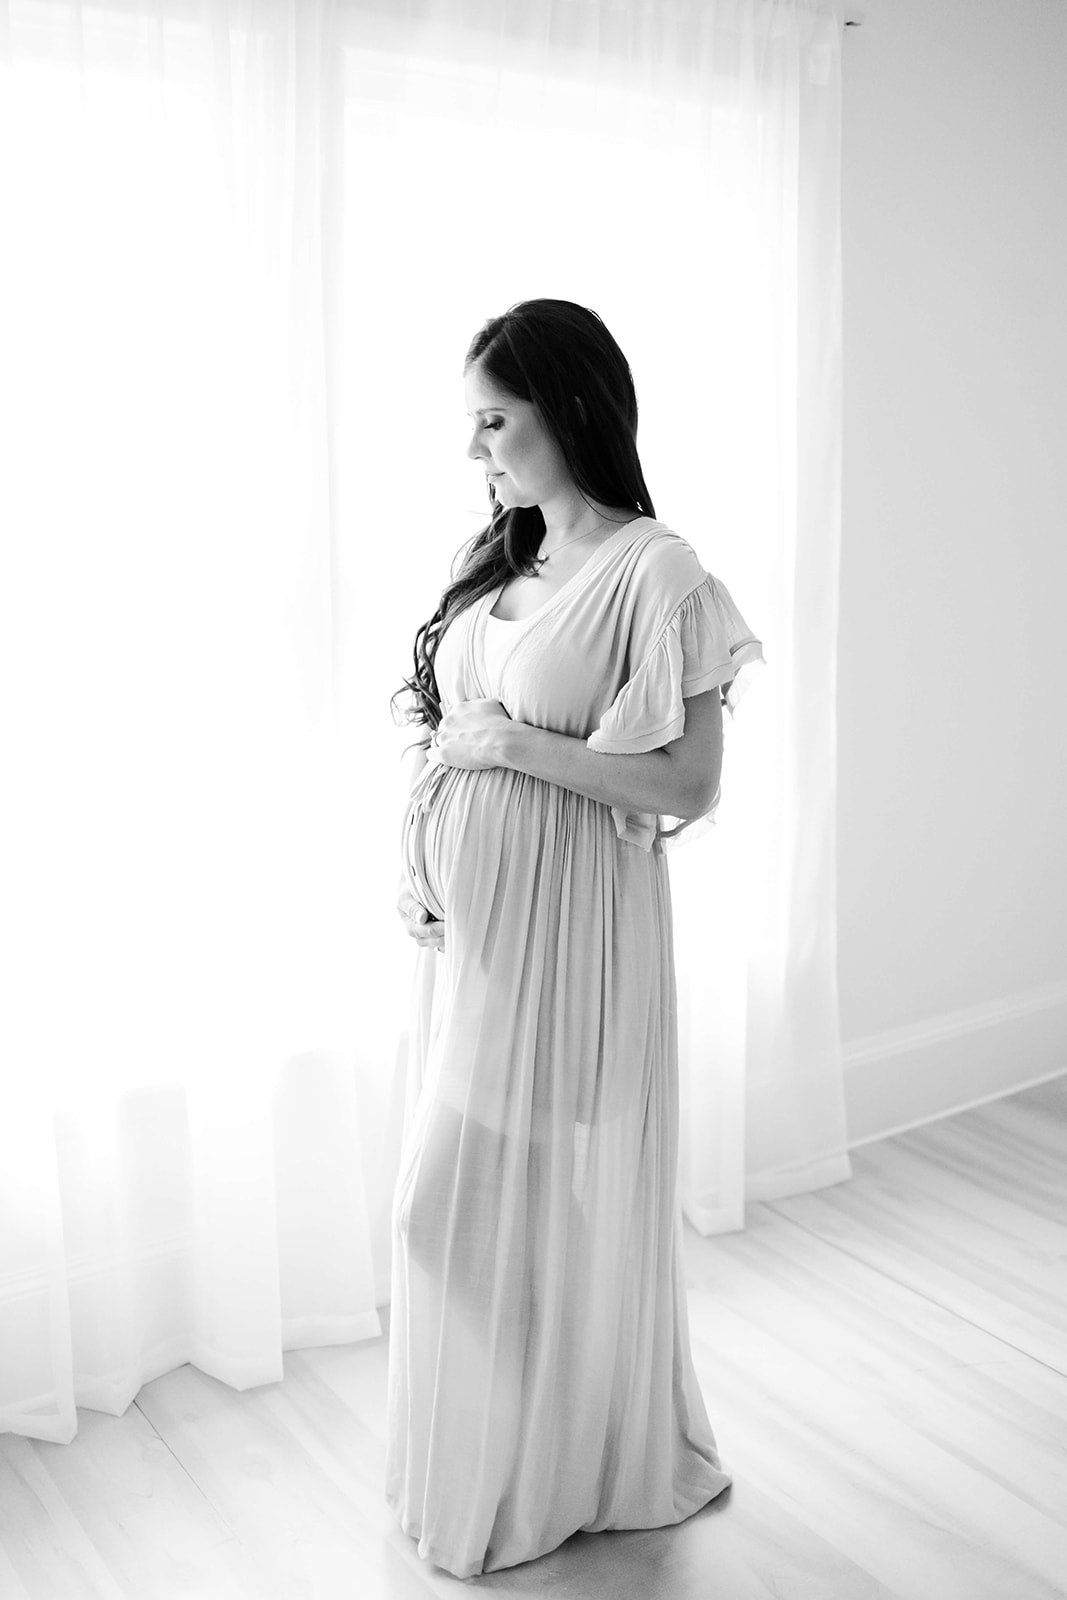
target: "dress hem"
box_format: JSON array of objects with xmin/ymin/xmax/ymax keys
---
[{"xmin": 388, "ymin": 1470, "xmax": 733, "ymax": 1580}]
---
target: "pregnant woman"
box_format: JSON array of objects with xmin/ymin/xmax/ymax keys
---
[{"xmin": 387, "ymin": 298, "xmax": 764, "ymax": 1578}]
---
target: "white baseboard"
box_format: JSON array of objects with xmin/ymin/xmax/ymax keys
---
[{"xmin": 842, "ymin": 978, "xmax": 1067, "ymax": 1148}]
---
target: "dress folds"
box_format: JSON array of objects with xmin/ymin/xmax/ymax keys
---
[{"xmin": 386, "ymin": 516, "xmax": 764, "ymax": 1577}]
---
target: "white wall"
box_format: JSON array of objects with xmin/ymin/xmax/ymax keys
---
[{"xmin": 838, "ymin": 0, "xmax": 1067, "ymax": 1142}]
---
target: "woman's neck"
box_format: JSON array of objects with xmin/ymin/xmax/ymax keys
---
[{"xmin": 538, "ymin": 495, "xmax": 636, "ymax": 554}]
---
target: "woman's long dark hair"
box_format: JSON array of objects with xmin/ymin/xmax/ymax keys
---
[{"xmin": 394, "ymin": 298, "xmax": 656, "ymax": 733}]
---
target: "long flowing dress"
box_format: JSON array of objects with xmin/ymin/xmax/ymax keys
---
[{"xmin": 386, "ymin": 515, "xmax": 764, "ymax": 1578}]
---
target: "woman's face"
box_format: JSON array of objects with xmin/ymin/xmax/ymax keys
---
[{"xmin": 464, "ymin": 361, "xmax": 573, "ymax": 509}]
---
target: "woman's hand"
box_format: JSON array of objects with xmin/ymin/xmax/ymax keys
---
[
  {"xmin": 428, "ymin": 698, "xmax": 513, "ymax": 772},
  {"xmin": 397, "ymin": 882, "xmax": 445, "ymax": 953}
]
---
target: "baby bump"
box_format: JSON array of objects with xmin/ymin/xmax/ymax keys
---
[
  {"xmin": 402, "ymin": 764, "xmax": 519, "ymax": 923},
  {"xmin": 403, "ymin": 763, "xmax": 642, "ymax": 937},
  {"xmin": 402, "ymin": 769, "xmax": 451, "ymax": 921}
]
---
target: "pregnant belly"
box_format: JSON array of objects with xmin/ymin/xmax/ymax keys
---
[
  {"xmin": 402, "ymin": 763, "xmax": 519, "ymax": 922},
  {"xmin": 403, "ymin": 760, "xmax": 638, "ymax": 928}
]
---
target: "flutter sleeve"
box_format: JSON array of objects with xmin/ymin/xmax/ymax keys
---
[{"xmin": 586, "ymin": 571, "xmax": 765, "ymax": 850}]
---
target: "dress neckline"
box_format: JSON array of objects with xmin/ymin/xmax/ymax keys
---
[
  {"xmin": 486, "ymin": 514, "xmax": 651, "ymax": 625},
  {"xmin": 485, "ymin": 606, "xmax": 538, "ymax": 627}
]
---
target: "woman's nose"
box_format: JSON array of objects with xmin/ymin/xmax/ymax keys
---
[{"xmin": 466, "ymin": 427, "xmax": 487, "ymax": 462}]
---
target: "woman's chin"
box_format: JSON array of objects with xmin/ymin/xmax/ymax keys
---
[{"xmin": 493, "ymin": 487, "xmax": 535, "ymax": 510}]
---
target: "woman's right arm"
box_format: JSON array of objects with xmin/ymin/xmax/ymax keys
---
[{"xmin": 397, "ymin": 734, "xmax": 445, "ymax": 952}]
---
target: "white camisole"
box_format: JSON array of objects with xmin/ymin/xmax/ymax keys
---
[{"xmin": 483, "ymin": 606, "xmax": 539, "ymax": 684}]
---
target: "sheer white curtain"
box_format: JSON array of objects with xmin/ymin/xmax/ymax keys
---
[{"xmin": 0, "ymin": 0, "xmax": 849, "ymax": 1445}]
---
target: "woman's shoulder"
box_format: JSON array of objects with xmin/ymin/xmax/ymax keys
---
[{"xmin": 623, "ymin": 517, "xmax": 709, "ymax": 595}]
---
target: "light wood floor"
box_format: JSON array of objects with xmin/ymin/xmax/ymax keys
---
[{"xmin": 2, "ymin": 1077, "xmax": 1066, "ymax": 1599}]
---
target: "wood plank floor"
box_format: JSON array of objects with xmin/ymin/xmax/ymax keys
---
[{"xmin": 2, "ymin": 1076, "xmax": 1065, "ymax": 1599}]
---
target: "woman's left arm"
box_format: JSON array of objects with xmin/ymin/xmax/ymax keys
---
[{"xmin": 432, "ymin": 692, "xmax": 724, "ymax": 821}]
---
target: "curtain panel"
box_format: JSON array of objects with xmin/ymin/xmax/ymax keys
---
[{"xmin": 0, "ymin": 0, "xmax": 850, "ymax": 1445}]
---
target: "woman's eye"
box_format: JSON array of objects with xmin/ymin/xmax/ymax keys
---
[{"xmin": 482, "ymin": 420, "xmax": 503, "ymax": 431}]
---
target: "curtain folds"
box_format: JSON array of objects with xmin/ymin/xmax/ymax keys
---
[{"xmin": 0, "ymin": 0, "xmax": 850, "ymax": 1445}]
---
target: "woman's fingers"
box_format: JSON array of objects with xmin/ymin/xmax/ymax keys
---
[
  {"xmin": 400, "ymin": 903, "xmax": 444, "ymax": 949},
  {"xmin": 397, "ymin": 884, "xmax": 444, "ymax": 949},
  {"xmin": 397, "ymin": 889, "xmax": 428, "ymax": 923}
]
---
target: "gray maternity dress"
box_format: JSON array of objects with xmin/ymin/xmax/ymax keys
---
[{"xmin": 386, "ymin": 515, "xmax": 764, "ymax": 1578}]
